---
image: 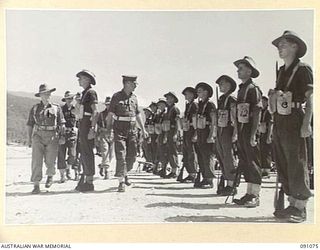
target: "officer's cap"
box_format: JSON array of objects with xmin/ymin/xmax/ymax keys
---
[{"xmin": 122, "ymin": 75, "xmax": 138, "ymax": 84}]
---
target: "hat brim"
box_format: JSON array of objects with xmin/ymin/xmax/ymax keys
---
[
  {"xmin": 76, "ymin": 72, "xmax": 96, "ymax": 85},
  {"xmin": 233, "ymin": 59, "xmax": 260, "ymax": 78},
  {"xmin": 157, "ymin": 100, "xmax": 167, "ymax": 105},
  {"xmin": 35, "ymin": 88, "xmax": 56, "ymax": 97},
  {"xmin": 182, "ymin": 87, "xmax": 198, "ymax": 98},
  {"xmin": 272, "ymin": 35, "xmax": 307, "ymax": 58},
  {"xmin": 215, "ymin": 75, "xmax": 237, "ymax": 93},
  {"xmin": 61, "ymin": 94, "xmax": 75, "ymax": 102},
  {"xmin": 195, "ymin": 83, "xmax": 213, "ymax": 98},
  {"xmin": 164, "ymin": 93, "xmax": 178, "ymax": 103}
]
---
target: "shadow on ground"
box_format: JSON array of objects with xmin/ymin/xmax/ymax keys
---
[
  {"xmin": 164, "ymin": 215, "xmax": 284, "ymax": 223},
  {"xmin": 145, "ymin": 201, "xmax": 242, "ymax": 210}
]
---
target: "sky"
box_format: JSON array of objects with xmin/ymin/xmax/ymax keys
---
[{"xmin": 6, "ymin": 9, "xmax": 313, "ymax": 111}]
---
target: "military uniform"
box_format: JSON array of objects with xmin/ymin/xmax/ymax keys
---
[
  {"xmin": 258, "ymin": 104, "xmax": 273, "ymax": 177},
  {"xmin": 96, "ymin": 102, "xmax": 114, "ymax": 178},
  {"xmin": 272, "ymin": 59, "xmax": 313, "ymax": 216},
  {"xmin": 270, "ymin": 31, "xmax": 313, "ymax": 223},
  {"xmin": 181, "ymin": 87, "xmax": 198, "ymax": 181},
  {"xmin": 196, "ymin": 98, "xmax": 216, "ymax": 185},
  {"xmin": 78, "ymin": 86, "xmax": 98, "ymax": 178},
  {"xmin": 215, "ymin": 75, "xmax": 238, "ymax": 195},
  {"xmin": 27, "ymin": 84, "xmax": 65, "ymax": 193},
  {"xmin": 109, "ymin": 89, "xmax": 140, "ymax": 179},
  {"xmin": 232, "ymin": 56, "xmax": 262, "ymax": 207},
  {"xmin": 236, "ymin": 80, "xmax": 262, "ymax": 184},
  {"xmin": 142, "ymin": 108, "xmax": 154, "ymax": 163},
  {"xmin": 57, "ymin": 101, "xmax": 77, "ymax": 179},
  {"xmin": 161, "ymin": 92, "xmax": 180, "ymax": 178}
]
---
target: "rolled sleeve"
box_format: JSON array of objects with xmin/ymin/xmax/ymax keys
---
[{"xmin": 26, "ymin": 106, "xmax": 35, "ymax": 127}]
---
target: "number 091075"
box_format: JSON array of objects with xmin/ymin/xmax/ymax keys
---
[{"xmin": 300, "ymin": 244, "xmax": 319, "ymax": 248}]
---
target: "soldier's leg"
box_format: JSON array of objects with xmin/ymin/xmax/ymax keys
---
[
  {"xmin": 100, "ymin": 137, "xmax": 108, "ymax": 166},
  {"xmin": 57, "ymin": 143, "xmax": 67, "ymax": 170},
  {"xmin": 185, "ymin": 130, "xmax": 197, "ymax": 175},
  {"xmin": 114, "ymin": 133, "xmax": 127, "ymax": 178},
  {"xmin": 31, "ymin": 133, "xmax": 45, "ymax": 184},
  {"xmin": 167, "ymin": 134, "xmax": 179, "ymax": 175},
  {"xmin": 220, "ymin": 128, "xmax": 236, "ymax": 187},
  {"xmin": 43, "ymin": 133, "xmax": 59, "ymax": 188},
  {"xmin": 126, "ymin": 132, "xmax": 137, "ymax": 173}
]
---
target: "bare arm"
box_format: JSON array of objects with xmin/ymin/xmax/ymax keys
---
[
  {"xmin": 136, "ymin": 113, "xmax": 147, "ymax": 136},
  {"xmin": 90, "ymin": 103, "xmax": 99, "ymax": 128}
]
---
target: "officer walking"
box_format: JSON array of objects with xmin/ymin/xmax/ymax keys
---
[
  {"xmin": 194, "ymin": 82, "xmax": 217, "ymax": 189},
  {"xmin": 105, "ymin": 75, "xmax": 147, "ymax": 192},
  {"xmin": 232, "ymin": 56, "xmax": 262, "ymax": 208},
  {"xmin": 57, "ymin": 91, "xmax": 77, "ymax": 183},
  {"xmin": 96, "ymin": 96, "xmax": 114, "ymax": 179},
  {"xmin": 180, "ymin": 87, "xmax": 198, "ymax": 183},
  {"xmin": 27, "ymin": 84, "xmax": 65, "ymax": 194},
  {"xmin": 75, "ymin": 70, "xmax": 99, "ymax": 192},
  {"xmin": 270, "ymin": 31, "xmax": 313, "ymax": 223},
  {"xmin": 215, "ymin": 75, "xmax": 238, "ymax": 195}
]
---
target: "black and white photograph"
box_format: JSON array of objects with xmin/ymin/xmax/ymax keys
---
[{"xmin": 5, "ymin": 8, "xmax": 314, "ymax": 227}]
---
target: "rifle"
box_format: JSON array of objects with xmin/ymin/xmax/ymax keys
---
[
  {"xmin": 274, "ymin": 174, "xmax": 285, "ymax": 211},
  {"xmin": 177, "ymin": 165, "xmax": 185, "ymax": 182}
]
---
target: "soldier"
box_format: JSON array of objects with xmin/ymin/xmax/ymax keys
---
[
  {"xmin": 270, "ymin": 31, "xmax": 313, "ymax": 222},
  {"xmin": 142, "ymin": 107, "xmax": 154, "ymax": 165},
  {"xmin": 57, "ymin": 91, "xmax": 77, "ymax": 183},
  {"xmin": 232, "ymin": 56, "xmax": 262, "ymax": 208},
  {"xmin": 161, "ymin": 92, "xmax": 181, "ymax": 179},
  {"xmin": 96, "ymin": 96, "xmax": 114, "ymax": 179},
  {"xmin": 75, "ymin": 70, "xmax": 99, "ymax": 192},
  {"xmin": 148, "ymin": 102, "xmax": 158, "ymax": 165},
  {"xmin": 215, "ymin": 75, "xmax": 238, "ymax": 195},
  {"xmin": 27, "ymin": 84, "xmax": 65, "ymax": 194},
  {"xmin": 71, "ymin": 92, "xmax": 82, "ymax": 181},
  {"xmin": 258, "ymin": 96, "xmax": 273, "ymax": 179},
  {"xmin": 105, "ymin": 75, "xmax": 147, "ymax": 192},
  {"xmin": 154, "ymin": 98, "xmax": 167, "ymax": 175},
  {"xmin": 194, "ymin": 82, "xmax": 217, "ymax": 188},
  {"xmin": 180, "ymin": 87, "xmax": 198, "ymax": 183}
]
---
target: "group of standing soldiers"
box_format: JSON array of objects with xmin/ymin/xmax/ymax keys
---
[{"xmin": 26, "ymin": 30, "xmax": 313, "ymax": 223}]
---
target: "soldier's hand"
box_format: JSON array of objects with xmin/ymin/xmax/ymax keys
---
[
  {"xmin": 266, "ymin": 136, "xmax": 272, "ymax": 144},
  {"xmin": 173, "ymin": 134, "xmax": 178, "ymax": 142},
  {"xmin": 28, "ymin": 138, "xmax": 32, "ymax": 148},
  {"xmin": 250, "ymin": 134, "xmax": 257, "ymax": 147},
  {"xmin": 142, "ymin": 130, "xmax": 149, "ymax": 139},
  {"xmin": 88, "ymin": 128, "xmax": 95, "ymax": 140},
  {"xmin": 300, "ymin": 123, "xmax": 312, "ymax": 138},
  {"xmin": 207, "ymin": 136, "xmax": 215, "ymax": 143},
  {"xmin": 232, "ymin": 133, "xmax": 238, "ymax": 143}
]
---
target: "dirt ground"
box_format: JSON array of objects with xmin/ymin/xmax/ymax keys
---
[{"xmin": 5, "ymin": 145, "xmax": 314, "ymax": 224}]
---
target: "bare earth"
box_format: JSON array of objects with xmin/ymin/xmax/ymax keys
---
[{"xmin": 5, "ymin": 145, "xmax": 314, "ymax": 224}]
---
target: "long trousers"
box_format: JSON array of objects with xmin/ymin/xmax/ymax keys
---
[
  {"xmin": 31, "ymin": 130, "xmax": 58, "ymax": 182},
  {"xmin": 273, "ymin": 109, "xmax": 312, "ymax": 200},
  {"xmin": 182, "ymin": 129, "xmax": 197, "ymax": 174},
  {"xmin": 114, "ymin": 121, "xmax": 137, "ymax": 177}
]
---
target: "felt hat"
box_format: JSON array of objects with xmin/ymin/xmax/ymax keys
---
[
  {"xmin": 61, "ymin": 91, "xmax": 75, "ymax": 102},
  {"xmin": 76, "ymin": 70, "xmax": 96, "ymax": 85},
  {"xmin": 215, "ymin": 75, "xmax": 237, "ymax": 93},
  {"xmin": 164, "ymin": 91, "xmax": 179, "ymax": 103},
  {"xmin": 35, "ymin": 84, "xmax": 56, "ymax": 97},
  {"xmin": 233, "ymin": 56, "xmax": 260, "ymax": 78},
  {"xmin": 195, "ymin": 82, "xmax": 213, "ymax": 98},
  {"xmin": 182, "ymin": 87, "xmax": 198, "ymax": 98},
  {"xmin": 272, "ymin": 30, "xmax": 307, "ymax": 58}
]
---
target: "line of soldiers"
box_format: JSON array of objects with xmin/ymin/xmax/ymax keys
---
[{"xmin": 26, "ymin": 30, "xmax": 313, "ymax": 223}]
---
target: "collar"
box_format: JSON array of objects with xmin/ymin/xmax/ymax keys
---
[
  {"xmin": 40, "ymin": 101, "xmax": 52, "ymax": 107},
  {"xmin": 82, "ymin": 85, "xmax": 91, "ymax": 95},
  {"xmin": 284, "ymin": 58, "xmax": 300, "ymax": 73},
  {"xmin": 121, "ymin": 89, "xmax": 133, "ymax": 97},
  {"xmin": 239, "ymin": 78, "xmax": 253, "ymax": 88}
]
